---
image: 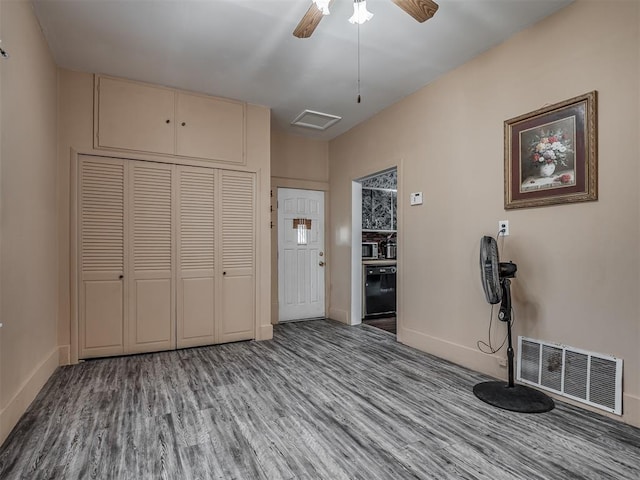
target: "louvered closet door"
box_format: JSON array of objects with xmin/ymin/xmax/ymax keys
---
[
  {"xmin": 128, "ymin": 161, "xmax": 176, "ymax": 353},
  {"xmin": 219, "ymin": 170, "xmax": 256, "ymax": 343},
  {"xmin": 79, "ymin": 156, "xmax": 126, "ymax": 359},
  {"xmin": 176, "ymin": 166, "xmax": 216, "ymax": 348}
]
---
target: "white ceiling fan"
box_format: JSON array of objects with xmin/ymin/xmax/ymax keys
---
[{"xmin": 293, "ymin": 0, "xmax": 439, "ymax": 38}]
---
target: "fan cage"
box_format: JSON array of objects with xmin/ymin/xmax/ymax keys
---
[
  {"xmin": 517, "ymin": 336, "xmax": 623, "ymax": 415},
  {"xmin": 480, "ymin": 236, "xmax": 501, "ymax": 304}
]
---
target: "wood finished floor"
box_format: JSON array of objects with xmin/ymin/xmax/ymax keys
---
[{"xmin": 1, "ymin": 319, "xmax": 639, "ymax": 479}]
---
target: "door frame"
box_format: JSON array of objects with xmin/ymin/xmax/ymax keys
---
[
  {"xmin": 271, "ymin": 181, "xmax": 329, "ymax": 325},
  {"xmin": 350, "ymin": 164, "xmax": 402, "ymax": 330},
  {"xmin": 350, "ymin": 181, "xmax": 363, "ymax": 324}
]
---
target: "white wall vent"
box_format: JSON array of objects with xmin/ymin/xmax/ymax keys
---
[{"xmin": 517, "ymin": 336, "xmax": 623, "ymax": 415}]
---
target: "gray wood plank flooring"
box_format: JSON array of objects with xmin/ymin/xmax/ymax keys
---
[{"xmin": 1, "ymin": 319, "xmax": 639, "ymax": 479}]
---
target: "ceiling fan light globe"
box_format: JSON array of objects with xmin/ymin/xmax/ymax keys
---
[
  {"xmin": 313, "ymin": 0, "xmax": 331, "ymax": 15},
  {"xmin": 349, "ymin": 0, "xmax": 374, "ymax": 24}
]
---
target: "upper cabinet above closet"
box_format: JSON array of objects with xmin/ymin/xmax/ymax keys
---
[{"xmin": 94, "ymin": 75, "xmax": 245, "ymax": 165}]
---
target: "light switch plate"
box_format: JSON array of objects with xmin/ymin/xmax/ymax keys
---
[{"xmin": 410, "ymin": 192, "xmax": 423, "ymax": 206}]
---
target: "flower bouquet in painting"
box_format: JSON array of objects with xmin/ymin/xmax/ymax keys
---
[
  {"xmin": 529, "ymin": 130, "xmax": 573, "ymax": 178},
  {"xmin": 518, "ymin": 116, "xmax": 577, "ymax": 192}
]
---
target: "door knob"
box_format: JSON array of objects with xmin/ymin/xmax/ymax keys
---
[{"xmin": 319, "ymin": 261, "xmax": 325, "ymax": 267}]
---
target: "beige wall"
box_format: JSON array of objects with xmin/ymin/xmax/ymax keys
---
[
  {"xmin": 271, "ymin": 128, "xmax": 329, "ymax": 183},
  {"xmin": 0, "ymin": 0, "xmax": 59, "ymax": 444},
  {"xmin": 56, "ymin": 70, "xmax": 272, "ymax": 361},
  {"xmin": 329, "ymin": 1, "xmax": 640, "ymax": 426},
  {"xmin": 270, "ymin": 128, "xmax": 329, "ymax": 322}
]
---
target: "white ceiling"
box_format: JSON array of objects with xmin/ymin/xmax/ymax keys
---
[{"xmin": 32, "ymin": 0, "xmax": 573, "ymax": 140}]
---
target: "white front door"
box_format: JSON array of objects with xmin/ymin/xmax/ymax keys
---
[{"xmin": 278, "ymin": 188, "xmax": 325, "ymax": 322}]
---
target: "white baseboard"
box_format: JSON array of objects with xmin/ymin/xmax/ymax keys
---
[
  {"xmin": 0, "ymin": 346, "xmax": 62, "ymax": 445},
  {"xmin": 258, "ymin": 324, "xmax": 273, "ymax": 340},
  {"xmin": 58, "ymin": 344, "xmax": 71, "ymax": 365},
  {"xmin": 398, "ymin": 325, "xmax": 507, "ymax": 380},
  {"xmin": 328, "ymin": 308, "xmax": 349, "ymax": 325},
  {"xmin": 398, "ymin": 326, "xmax": 640, "ymax": 428},
  {"xmin": 621, "ymin": 394, "xmax": 640, "ymax": 428},
  {"xmin": 535, "ymin": 391, "xmax": 640, "ymax": 428}
]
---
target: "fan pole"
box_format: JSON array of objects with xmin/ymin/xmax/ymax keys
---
[
  {"xmin": 356, "ymin": 19, "xmax": 361, "ymax": 103},
  {"xmin": 500, "ymin": 278, "xmax": 515, "ymax": 388},
  {"xmin": 473, "ymin": 278, "xmax": 555, "ymax": 413},
  {"xmin": 506, "ymin": 305, "xmax": 515, "ymax": 387}
]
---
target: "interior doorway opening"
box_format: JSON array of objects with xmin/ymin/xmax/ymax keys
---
[{"xmin": 351, "ymin": 167, "xmax": 398, "ymax": 334}]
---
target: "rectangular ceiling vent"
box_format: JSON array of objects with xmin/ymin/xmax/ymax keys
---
[
  {"xmin": 517, "ymin": 336, "xmax": 622, "ymax": 415},
  {"xmin": 291, "ymin": 110, "xmax": 342, "ymax": 131}
]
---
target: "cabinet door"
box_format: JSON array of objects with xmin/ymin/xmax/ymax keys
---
[
  {"xmin": 128, "ymin": 161, "xmax": 175, "ymax": 354},
  {"xmin": 96, "ymin": 76, "xmax": 175, "ymax": 155},
  {"xmin": 176, "ymin": 166, "xmax": 216, "ymax": 348},
  {"xmin": 218, "ymin": 170, "xmax": 255, "ymax": 343},
  {"xmin": 78, "ymin": 157, "xmax": 126, "ymax": 359},
  {"xmin": 176, "ymin": 92, "xmax": 244, "ymax": 164}
]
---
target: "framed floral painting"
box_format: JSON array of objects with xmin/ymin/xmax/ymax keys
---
[{"xmin": 504, "ymin": 91, "xmax": 597, "ymax": 209}]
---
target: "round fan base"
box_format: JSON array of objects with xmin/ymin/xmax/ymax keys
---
[{"xmin": 473, "ymin": 381, "xmax": 555, "ymax": 413}]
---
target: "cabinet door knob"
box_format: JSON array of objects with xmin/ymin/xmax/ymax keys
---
[
  {"xmin": 223, "ymin": 271, "xmax": 226, "ymax": 276},
  {"xmin": 119, "ymin": 275, "xmax": 124, "ymax": 279},
  {"xmin": 165, "ymin": 119, "xmax": 171, "ymax": 124},
  {"xmin": 181, "ymin": 122, "xmax": 186, "ymax": 127}
]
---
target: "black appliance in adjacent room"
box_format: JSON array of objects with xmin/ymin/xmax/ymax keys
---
[{"xmin": 363, "ymin": 265, "xmax": 397, "ymax": 317}]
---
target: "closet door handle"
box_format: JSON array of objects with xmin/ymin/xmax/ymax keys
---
[
  {"xmin": 223, "ymin": 271, "xmax": 226, "ymax": 276},
  {"xmin": 181, "ymin": 122, "xmax": 186, "ymax": 127},
  {"xmin": 119, "ymin": 275, "xmax": 124, "ymax": 279},
  {"xmin": 165, "ymin": 119, "xmax": 171, "ymax": 124}
]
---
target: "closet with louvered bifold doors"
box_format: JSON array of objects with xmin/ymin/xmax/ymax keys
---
[{"xmin": 77, "ymin": 155, "xmax": 255, "ymax": 359}]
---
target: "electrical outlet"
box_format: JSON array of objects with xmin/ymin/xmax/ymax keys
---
[
  {"xmin": 498, "ymin": 220, "xmax": 509, "ymax": 236},
  {"xmin": 498, "ymin": 357, "xmax": 507, "ymax": 368}
]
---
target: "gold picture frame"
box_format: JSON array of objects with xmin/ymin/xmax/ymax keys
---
[{"xmin": 504, "ymin": 91, "xmax": 598, "ymax": 210}]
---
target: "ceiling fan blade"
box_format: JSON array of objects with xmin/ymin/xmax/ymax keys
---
[
  {"xmin": 392, "ymin": 0, "xmax": 439, "ymax": 23},
  {"xmin": 293, "ymin": 2, "xmax": 330, "ymax": 39}
]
